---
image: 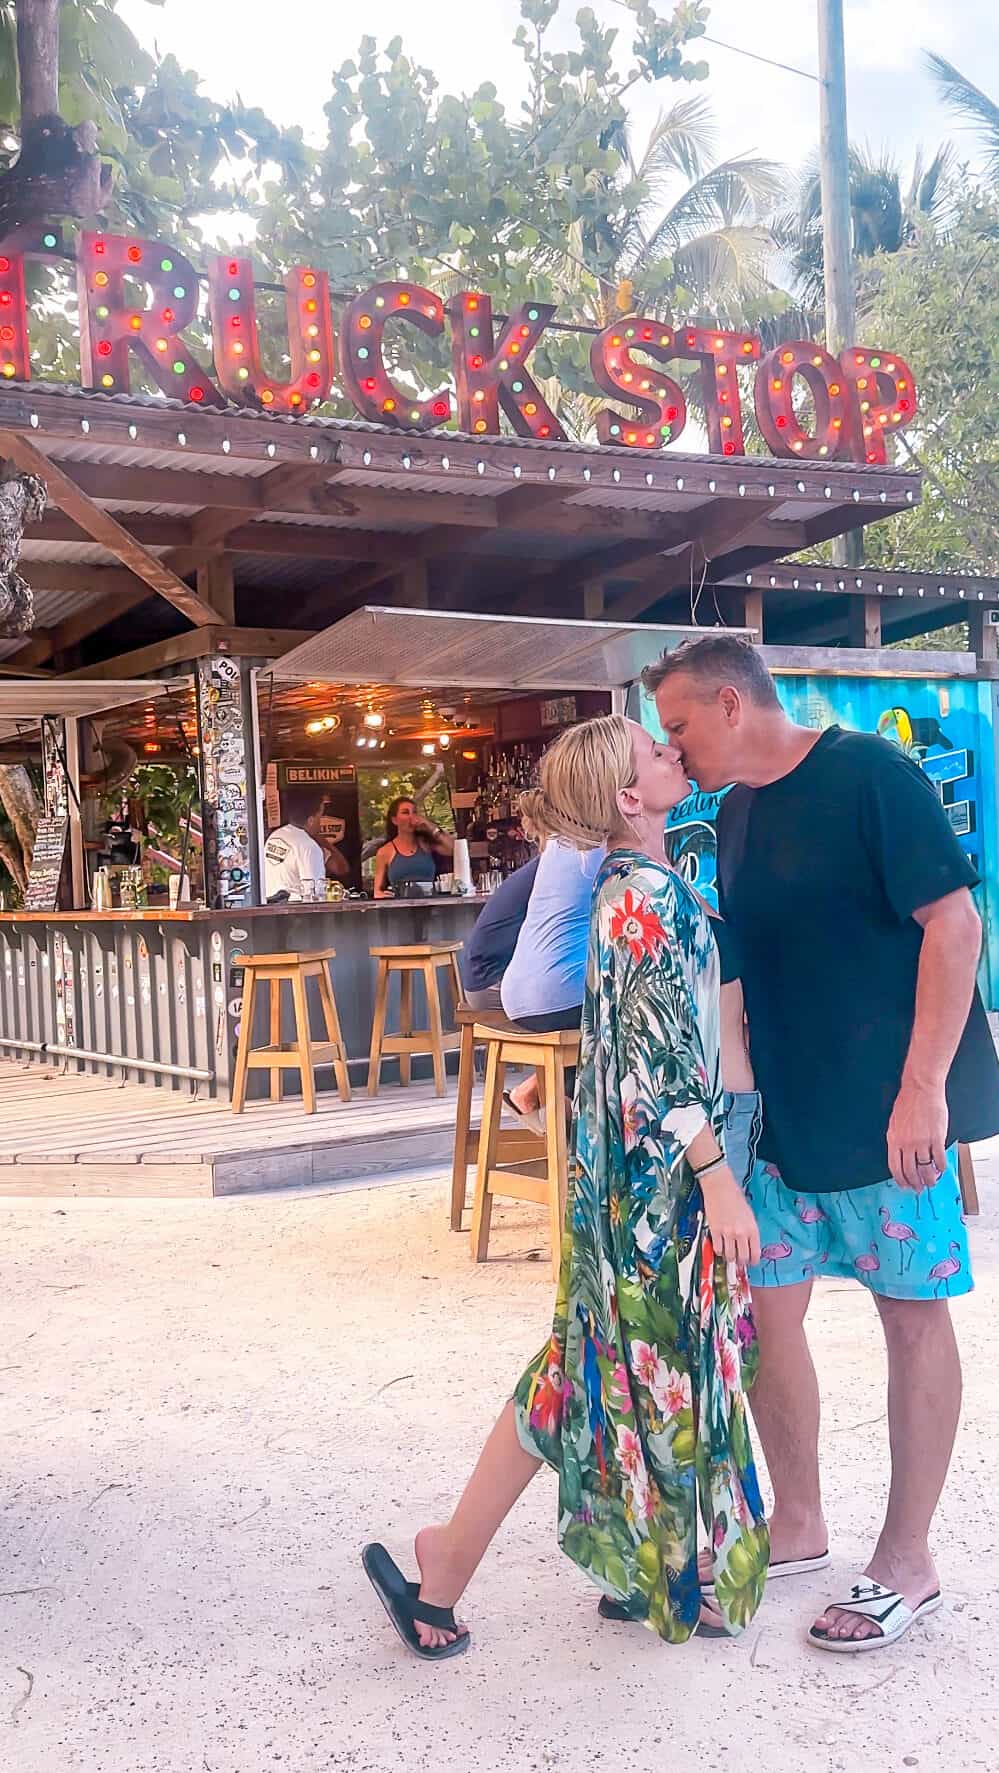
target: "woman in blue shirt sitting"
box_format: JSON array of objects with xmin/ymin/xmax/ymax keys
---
[
  {"xmin": 373, "ymin": 796, "xmax": 454, "ymax": 898},
  {"xmin": 501, "ymin": 789, "xmax": 604, "ymax": 1126}
]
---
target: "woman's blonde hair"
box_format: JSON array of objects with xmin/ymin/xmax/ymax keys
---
[{"xmin": 522, "ymin": 714, "xmax": 636, "ymax": 852}]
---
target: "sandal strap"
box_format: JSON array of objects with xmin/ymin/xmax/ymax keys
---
[
  {"xmin": 825, "ymin": 1581, "xmax": 908, "ymax": 1627},
  {"xmin": 411, "ymin": 1598, "xmax": 460, "ymax": 1630}
]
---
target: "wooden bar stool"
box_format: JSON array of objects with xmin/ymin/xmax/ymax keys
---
[
  {"xmin": 231, "ymin": 948, "xmax": 351, "ymax": 1113},
  {"xmin": 470, "ymin": 1021, "xmax": 581, "ymax": 1279},
  {"xmin": 367, "ymin": 942, "xmax": 464, "ymax": 1097},
  {"xmin": 449, "ymin": 1004, "xmax": 550, "ymax": 1231}
]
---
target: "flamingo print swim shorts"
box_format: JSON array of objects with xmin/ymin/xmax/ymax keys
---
[{"xmin": 743, "ymin": 1147, "xmax": 972, "ymax": 1301}]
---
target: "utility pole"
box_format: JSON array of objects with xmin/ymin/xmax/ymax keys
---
[{"xmin": 817, "ymin": 0, "xmax": 862, "ymax": 569}]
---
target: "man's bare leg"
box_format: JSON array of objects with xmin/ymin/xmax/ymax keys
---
[
  {"xmin": 747, "ymin": 1279, "xmax": 829, "ymax": 1562},
  {"xmin": 814, "ymin": 1296, "xmax": 960, "ymax": 1644}
]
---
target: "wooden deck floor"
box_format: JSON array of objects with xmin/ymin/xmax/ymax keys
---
[{"xmin": 0, "ymin": 1060, "xmax": 472, "ymax": 1198}]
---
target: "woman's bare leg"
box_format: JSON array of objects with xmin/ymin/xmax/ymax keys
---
[
  {"xmin": 508, "ymin": 1069, "xmax": 541, "ymax": 1115},
  {"xmin": 411, "ymin": 1401, "xmax": 725, "ymax": 1647},
  {"xmin": 413, "ymin": 1399, "xmax": 542, "ymax": 1647}
]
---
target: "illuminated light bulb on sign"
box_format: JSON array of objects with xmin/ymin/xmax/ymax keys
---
[
  {"xmin": 755, "ymin": 340, "xmax": 852, "ymax": 462},
  {"xmin": 342, "ymin": 280, "xmax": 450, "ymax": 429},
  {"xmin": 79, "ymin": 231, "xmax": 221, "ymax": 403}
]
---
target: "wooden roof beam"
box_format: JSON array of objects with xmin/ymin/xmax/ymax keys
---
[
  {"xmin": 56, "ymin": 459, "xmax": 502, "ymax": 529},
  {"xmin": 0, "ymin": 431, "xmax": 222, "ymax": 626},
  {"xmin": 10, "ymin": 583, "xmax": 152, "ymax": 669},
  {"xmin": 606, "ymin": 501, "xmax": 782, "ymax": 622}
]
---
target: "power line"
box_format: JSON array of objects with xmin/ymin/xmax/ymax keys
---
[{"xmin": 701, "ymin": 34, "xmax": 820, "ymax": 84}]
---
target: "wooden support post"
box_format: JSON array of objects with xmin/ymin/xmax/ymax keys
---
[
  {"xmin": 64, "ymin": 715, "xmax": 86, "ymax": 909},
  {"xmin": 742, "ymin": 587, "xmax": 764, "ymax": 640},
  {"xmin": 847, "ymin": 594, "xmax": 882, "ymax": 649},
  {"xmin": 583, "ymin": 579, "xmax": 605, "ymax": 620},
  {"xmin": 197, "ymin": 556, "xmax": 236, "ymax": 625},
  {"xmin": 395, "ymin": 561, "xmax": 430, "ymax": 607}
]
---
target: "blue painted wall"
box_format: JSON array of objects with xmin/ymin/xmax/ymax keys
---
[{"xmin": 634, "ymin": 670, "xmax": 999, "ymax": 1008}]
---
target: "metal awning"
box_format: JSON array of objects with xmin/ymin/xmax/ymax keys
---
[
  {"xmin": 0, "ymin": 678, "xmax": 183, "ymax": 743},
  {"xmin": 269, "ymin": 606, "xmax": 752, "ymax": 693}
]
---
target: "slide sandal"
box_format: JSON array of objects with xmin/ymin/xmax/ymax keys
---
[
  {"xmin": 502, "ymin": 1090, "xmax": 545, "ymax": 1136},
  {"xmin": 807, "ymin": 1578, "xmax": 942, "ymax": 1654},
  {"xmin": 361, "ymin": 1542, "xmax": 470, "ymax": 1662}
]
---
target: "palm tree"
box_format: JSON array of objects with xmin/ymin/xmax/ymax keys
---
[
  {"xmin": 540, "ymin": 98, "xmax": 784, "ymax": 329},
  {"xmin": 780, "ymin": 142, "xmax": 955, "ymax": 326},
  {"xmin": 926, "ymin": 53, "xmax": 999, "ymax": 189},
  {"xmin": 530, "ymin": 98, "xmax": 784, "ymax": 435}
]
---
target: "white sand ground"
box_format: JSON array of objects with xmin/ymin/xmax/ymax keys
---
[{"xmin": 1, "ymin": 1152, "xmax": 997, "ymax": 1773}]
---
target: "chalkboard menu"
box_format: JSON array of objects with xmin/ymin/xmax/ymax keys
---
[{"xmin": 24, "ymin": 816, "xmax": 68, "ymax": 911}]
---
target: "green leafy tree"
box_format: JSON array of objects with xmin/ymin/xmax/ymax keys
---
[
  {"xmin": 254, "ymin": 1, "xmax": 713, "ymax": 411},
  {"xmin": 851, "ymin": 192, "xmax": 999, "ymax": 577}
]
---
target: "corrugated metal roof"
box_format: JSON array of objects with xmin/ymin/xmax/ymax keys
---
[
  {"xmin": 0, "ymin": 677, "xmax": 183, "ymax": 741},
  {"xmin": 270, "ymin": 605, "xmax": 753, "ymax": 693}
]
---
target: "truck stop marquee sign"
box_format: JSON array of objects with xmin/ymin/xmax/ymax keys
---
[{"xmin": 0, "ymin": 225, "xmax": 916, "ymax": 465}]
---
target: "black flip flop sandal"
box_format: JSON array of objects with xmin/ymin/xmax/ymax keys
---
[
  {"xmin": 362, "ymin": 1542, "xmax": 470, "ymax": 1662},
  {"xmin": 598, "ymin": 1594, "xmax": 728, "ymax": 1637}
]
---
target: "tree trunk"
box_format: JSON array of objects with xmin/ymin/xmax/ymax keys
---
[
  {"xmin": 16, "ymin": 0, "xmax": 60, "ymax": 121},
  {"xmin": 0, "ymin": 762, "xmax": 40, "ymax": 873},
  {"xmin": 0, "ymin": 0, "xmax": 113, "ymax": 240},
  {"xmin": 0, "ymin": 832, "xmax": 28, "ymax": 895},
  {"xmin": 0, "ymin": 462, "xmax": 48, "ymax": 635}
]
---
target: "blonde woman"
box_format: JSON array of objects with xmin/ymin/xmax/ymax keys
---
[{"xmin": 363, "ymin": 715, "xmax": 769, "ymax": 1657}]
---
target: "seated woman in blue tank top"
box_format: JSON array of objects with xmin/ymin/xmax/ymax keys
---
[{"xmin": 373, "ymin": 796, "xmax": 454, "ymax": 897}]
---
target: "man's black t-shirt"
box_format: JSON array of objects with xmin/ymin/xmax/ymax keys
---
[{"xmin": 716, "ymin": 726, "xmax": 999, "ymax": 1193}]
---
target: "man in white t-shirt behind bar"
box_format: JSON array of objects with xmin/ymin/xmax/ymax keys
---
[{"xmin": 264, "ymin": 788, "xmax": 349, "ymax": 901}]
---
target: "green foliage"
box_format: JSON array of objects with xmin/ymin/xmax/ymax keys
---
[
  {"xmin": 0, "ymin": 1, "xmax": 311, "ymax": 247},
  {"xmin": 116, "ymin": 761, "xmax": 198, "ymax": 850},
  {"xmin": 355, "ymin": 766, "xmax": 454, "ymax": 846},
  {"xmin": 780, "ymin": 142, "xmax": 957, "ymax": 326},
  {"xmin": 254, "ymin": 1, "xmax": 714, "ymax": 413},
  {"xmin": 859, "ymin": 193, "xmax": 999, "ymax": 576},
  {"xmin": 926, "ymin": 54, "xmax": 999, "ymax": 191}
]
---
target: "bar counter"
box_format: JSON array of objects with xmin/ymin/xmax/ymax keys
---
[{"xmin": 0, "ymin": 897, "xmax": 486, "ymax": 1100}]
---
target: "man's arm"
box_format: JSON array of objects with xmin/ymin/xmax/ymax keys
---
[{"xmin": 888, "ymin": 887, "xmax": 982, "ymax": 1190}]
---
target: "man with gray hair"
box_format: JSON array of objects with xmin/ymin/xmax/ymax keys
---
[{"xmin": 644, "ymin": 634, "xmax": 998, "ymax": 1652}]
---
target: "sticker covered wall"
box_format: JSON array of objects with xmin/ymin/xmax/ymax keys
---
[{"xmin": 636, "ymin": 670, "xmax": 999, "ymax": 1009}]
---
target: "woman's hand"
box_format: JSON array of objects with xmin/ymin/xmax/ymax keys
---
[{"xmin": 699, "ymin": 1166, "xmax": 762, "ymax": 1267}]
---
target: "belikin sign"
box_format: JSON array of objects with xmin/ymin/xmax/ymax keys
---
[{"xmin": 0, "ymin": 224, "xmax": 916, "ymax": 465}]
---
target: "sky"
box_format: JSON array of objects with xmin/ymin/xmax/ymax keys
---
[{"xmin": 116, "ymin": 0, "xmax": 999, "ymax": 191}]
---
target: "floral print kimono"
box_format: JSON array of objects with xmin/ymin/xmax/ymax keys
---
[{"xmin": 514, "ymin": 852, "xmax": 770, "ymax": 1642}]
